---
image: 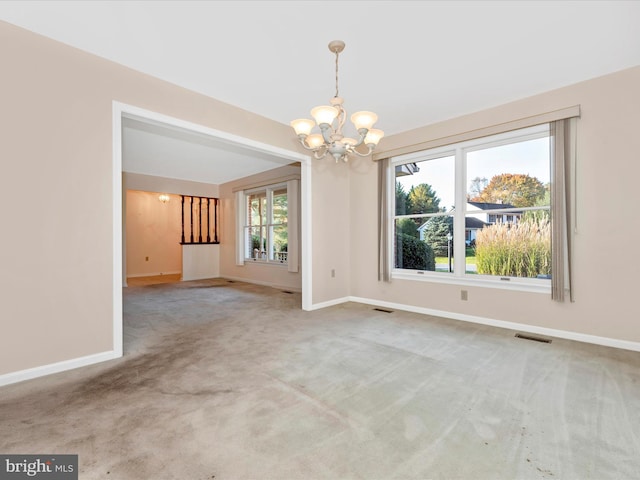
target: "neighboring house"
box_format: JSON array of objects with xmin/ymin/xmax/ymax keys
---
[
  {"xmin": 418, "ymin": 216, "xmax": 489, "ymax": 245},
  {"xmin": 418, "ymin": 201, "xmax": 522, "ymax": 245},
  {"xmin": 466, "ymin": 201, "xmax": 523, "ymax": 243},
  {"xmin": 466, "ymin": 201, "xmax": 523, "ymax": 224},
  {"xmin": 417, "ymin": 219, "xmax": 433, "ymax": 242},
  {"xmin": 463, "ymin": 216, "xmax": 488, "ymax": 245}
]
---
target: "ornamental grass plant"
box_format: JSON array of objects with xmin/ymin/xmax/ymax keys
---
[{"xmin": 475, "ymin": 218, "xmax": 550, "ymax": 278}]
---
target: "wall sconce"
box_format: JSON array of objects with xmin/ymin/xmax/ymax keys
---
[{"xmin": 158, "ymin": 194, "xmax": 170, "ymax": 204}]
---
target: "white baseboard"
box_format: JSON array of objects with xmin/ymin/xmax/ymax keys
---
[
  {"xmin": 222, "ymin": 275, "xmax": 302, "ymax": 293},
  {"xmin": 309, "ymin": 296, "xmax": 351, "ymax": 310},
  {"xmin": 126, "ymin": 271, "xmax": 181, "ymax": 278},
  {"xmin": 0, "ymin": 350, "xmax": 121, "ymax": 387},
  {"xmin": 182, "ymin": 273, "xmax": 219, "ymax": 281},
  {"xmin": 312, "ymin": 295, "xmax": 640, "ymax": 353}
]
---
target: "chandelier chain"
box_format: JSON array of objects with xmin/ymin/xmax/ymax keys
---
[{"xmin": 335, "ymin": 50, "xmax": 339, "ymax": 98}]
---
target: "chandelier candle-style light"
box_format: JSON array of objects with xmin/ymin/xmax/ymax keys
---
[{"xmin": 291, "ymin": 40, "xmax": 384, "ymax": 163}]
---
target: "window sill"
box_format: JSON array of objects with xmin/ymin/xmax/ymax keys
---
[
  {"xmin": 244, "ymin": 259, "xmax": 289, "ymax": 268},
  {"xmin": 392, "ymin": 270, "xmax": 551, "ymax": 294}
]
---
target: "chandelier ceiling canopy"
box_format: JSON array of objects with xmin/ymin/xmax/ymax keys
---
[{"xmin": 291, "ymin": 40, "xmax": 384, "ymax": 163}]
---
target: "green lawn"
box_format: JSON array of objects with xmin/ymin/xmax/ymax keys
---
[
  {"xmin": 435, "ymin": 248, "xmax": 476, "ymax": 265},
  {"xmin": 435, "ymin": 256, "xmax": 476, "ymax": 264}
]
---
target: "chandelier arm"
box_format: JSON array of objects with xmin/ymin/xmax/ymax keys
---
[
  {"xmin": 349, "ymin": 129, "xmax": 369, "ymax": 148},
  {"xmin": 297, "ymin": 138, "xmax": 328, "ymax": 159},
  {"xmin": 297, "ymin": 138, "xmax": 320, "ymax": 152},
  {"xmin": 349, "ymin": 145, "xmax": 375, "ymax": 158},
  {"xmin": 313, "ymin": 149, "xmax": 328, "ymax": 160}
]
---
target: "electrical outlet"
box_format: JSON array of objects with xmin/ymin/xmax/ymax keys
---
[
  {"xmin": 331, "ymin": 269, "xmax": 335, "ymax": 278},
  {"xmin": 461, "ymin": 290, "xmax": 468, "ymax": 301}
]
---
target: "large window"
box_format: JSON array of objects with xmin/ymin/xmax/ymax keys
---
[
  {"xmin": 244, "ymin": 184, "xmax": 288, "ymax": 264},
  {"xmin": 392, "ymin": 124, "xmax": 551, "ymax": 289}
]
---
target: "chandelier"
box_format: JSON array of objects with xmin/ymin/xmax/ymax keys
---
[{"xmin": 290, "ymin": 40, "xmax": 384, "ymax": 163}]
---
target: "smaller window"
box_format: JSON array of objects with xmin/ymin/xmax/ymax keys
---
[{"xmin": 244, "ymin": 184, "xmax": 288, "ymax": 264}]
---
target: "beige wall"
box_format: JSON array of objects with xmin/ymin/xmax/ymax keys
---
[
  {"xmin": 311, "ymin": 160, "xmax": 351, "ymax": 304},
  {"xmin": 219, "ymin": 164, "xmax": 302, "ymax": 291},
  {"xmin": 348, "ymin": 65, "xmax": 640, "ymax": 344},
  {"xmin": 125, "ymin": 190, "xmax": 182, "ymax": 278},
  {"xmin": 0, "ymin": 21, "xmax": 300, "ymax": 377}
]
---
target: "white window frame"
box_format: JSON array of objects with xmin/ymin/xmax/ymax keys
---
[
  {"xmin": 390, "ymin": 124, "xmax": 552, "ymax": 294},
  {"xmin": 243, "ymin": 182, "xmax": 289, "ymax": 266}
]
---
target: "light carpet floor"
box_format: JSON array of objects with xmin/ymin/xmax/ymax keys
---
[{"xmin": 1, "ymin": 278, "xmax": 639, "ymax": 479}]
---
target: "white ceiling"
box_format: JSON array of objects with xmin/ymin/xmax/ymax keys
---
[
  {"xmin": 121, "ymin": 116, "xmax": 296, "ymax": 185},
  {"xmin": 2, "ymin": 1, "xmax": 639, "ymax": 184}
]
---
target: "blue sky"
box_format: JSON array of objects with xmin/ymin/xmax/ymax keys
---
[{"xmin": 396, "ymin": 137, "xmax": 550, "ymax": 210}]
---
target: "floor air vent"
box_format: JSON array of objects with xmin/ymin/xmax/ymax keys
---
[
  {"xmin": 515, "ymin": 333, "xmax": 552, "ymax": 344},
  {"xmin": 373, "ymin": 308, "xmax": 394, "ymax": 314}
]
